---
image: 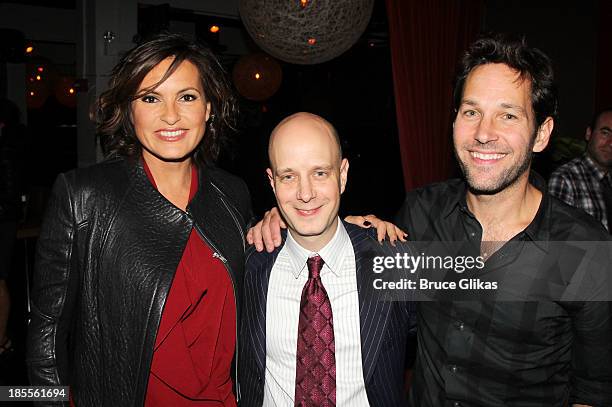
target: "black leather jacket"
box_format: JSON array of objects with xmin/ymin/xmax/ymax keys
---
[{"xmin": 26, "ymin": 157, "xmax": 252, "ymax": 406}]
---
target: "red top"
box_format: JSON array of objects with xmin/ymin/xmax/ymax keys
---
[{"xmin": 143, "ymin": 162, "xmax": 237, "ymax": 407}]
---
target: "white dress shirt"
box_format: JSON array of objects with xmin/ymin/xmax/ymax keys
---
[{"xmin": 263, "ymin": 220, "xmax": 370, "ymax": 406}]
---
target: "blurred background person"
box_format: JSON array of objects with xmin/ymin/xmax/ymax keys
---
[{"xmin": 549, "ymin": 107, "xmax": 612, "ymax": 232}]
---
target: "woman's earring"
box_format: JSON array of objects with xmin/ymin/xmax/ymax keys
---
[{"xmin": 207, "ymin": 114, "xmax": 216, "ymax": 134}]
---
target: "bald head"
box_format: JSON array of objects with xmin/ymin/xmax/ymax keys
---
[
  {"xmin": 265, "ymin": 112, "xmax": 349, "ymax": 251},
  {"xmin": 268, "ymin": 112, "xmax": 342, "ymax": 170}
]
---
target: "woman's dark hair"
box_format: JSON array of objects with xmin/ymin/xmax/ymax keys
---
[
  {"xmin": 93, "ymin": 33, "xmax": 237, "ymax": 165},
  {"xmin": 453, "ymin": 33, "xmax": 558, "ymax": 128}
]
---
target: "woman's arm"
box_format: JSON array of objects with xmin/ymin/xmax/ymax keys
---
[{"xmin": 26, "ymin": 173, "xmax": 79, "ymax": 389}]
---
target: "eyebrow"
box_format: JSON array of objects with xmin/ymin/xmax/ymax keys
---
[
  {"xmin": 140, "ymin": 87, "xmax": 202, "ymax": 95},
  {"xmin": 500, "ymin": 103, "xmax": 526, "ymax": 114},
  {"xmin": 600, "ymin": 126, "xmax": 611, "ymax": 132},
  {"xmin": 460, "ymin": 99, "xmax": 478, "ymax": 107},
  {"xmin": 461, "ymin": 99, "xmax": 527, "ymax": 114},
  {"xmin": 178, "ymin": 87, "xmax": 201, "ymax": 94},
  {"xmin": 275, "ymin": 165, "xmax": 334, "ymax": 175},
  {"xmin": 275, "ymin": 167, "xmax": 293, "ymax": 175}
]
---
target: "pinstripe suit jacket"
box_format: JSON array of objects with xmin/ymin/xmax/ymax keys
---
[{"xmin": 239, "ymin": 222, "xmax": 417, "ymax": 406}]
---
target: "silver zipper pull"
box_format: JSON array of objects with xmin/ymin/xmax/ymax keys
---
[{"xmin": 212, "ymin": 252, "xmax": 227, "ymax": 263}]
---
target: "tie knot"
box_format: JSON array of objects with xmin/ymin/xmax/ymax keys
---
[{"xmin": 307, "ymin": 255, "xmax": 324, "ymax": 279}]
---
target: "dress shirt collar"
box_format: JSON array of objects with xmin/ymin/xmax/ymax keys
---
[{"xmin": 285, "ymin": 219, "xmax": 350, "ymax": 279}]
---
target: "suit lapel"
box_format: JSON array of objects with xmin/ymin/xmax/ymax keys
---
[
  {"xmin": 345, "ymin": 222, "xmax": 394, "ymax": 383},
  {"xmin": 248, "ymin": 233, "xmax": 286, "ymax": 373}
]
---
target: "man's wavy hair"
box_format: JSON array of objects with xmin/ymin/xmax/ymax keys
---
[
  {"xmin": 453, "ymin": 33, "xmax": 558, "ymax": 128},
  {"xmin": 93, "ymin": 33, "xmax": 237, "ymax": 166}
]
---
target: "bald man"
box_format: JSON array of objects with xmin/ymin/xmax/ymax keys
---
[{"xmin": 239, "ymin": 113, "xmax": 416, "ymax": 407}]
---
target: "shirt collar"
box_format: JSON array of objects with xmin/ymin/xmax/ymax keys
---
[
  {"xmin": 446, "ymin": 172, "xmax": 551, "ymax": 248},
  {"xmin": 284, "ymin": 219, "xmax": 350, "ymax": 279},
  {"xmin": 442, "ymin": 180, "xmax": 468, "ymax": 218},
  {"xmin": 522, "ymin": 172, "xmax": 550, "ymax": 247},
  {"xmin": 583, "ymin": 153, "xmax": 609, "ymax": 181}
]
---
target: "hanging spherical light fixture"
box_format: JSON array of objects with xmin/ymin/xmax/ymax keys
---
[
  {"xmin": 239, "ymin": 0, "xmax": 375, "ymax": 65},
  {"xmin": 233, "ymin": 53, "xmax": 282, "ymax": 101}
]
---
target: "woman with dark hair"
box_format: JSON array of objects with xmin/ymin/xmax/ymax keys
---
[{"xmin": 26, "ymin": 33, "xmax": 251, "ymax": 406}]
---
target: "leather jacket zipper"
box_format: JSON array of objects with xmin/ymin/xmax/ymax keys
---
[
  {"xmin": 189, "ymin": 217, "xmax": 241, "ymax": 403},
  {"xmin": 211, "ymin": 183, "xmax": 246, "ymax": 252}
]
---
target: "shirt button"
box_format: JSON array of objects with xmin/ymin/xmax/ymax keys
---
[
  {"xmin": 457, "ymin": 321, "xmax": 465, "ymax": 331},
  {"xmin": 450, "ymin": 365, "xmax": 458, "ymax": 373},
  {"xmin": 453, "ymin": 402, "xmax": 461, "ymax": 407},
  {"xmin": 470, "ymin": 232, "xmax": 475, "ymax": 237}
]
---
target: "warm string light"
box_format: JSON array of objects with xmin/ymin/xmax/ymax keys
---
[
  {"xmin": 254, "ymin": 72, "xmax": 261, "ymax": 79},
  {"xmin": 300, "ymin": 0, "xmax": 309, "ymax": 8},
  {"xmin": 209, "ymin": 25, "xmax": 220, "ymax": 33},
  {"xmin": 25, "ymin": 46, "xmax": 33, "ymax": 53},
  {"xmin": 307, "ymin": 38, "xmax": 316, "ymax": 45},
  {"xmin": 55, "ymin": 77, "xmax": 77, "ymax": 107}
]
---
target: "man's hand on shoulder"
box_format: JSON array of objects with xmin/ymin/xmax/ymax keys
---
[
  {"xmin": 344, "ymin": 214, "xmax": 407, "ymax": 245},
  {"xmin": 246, "ymin": 207, "xmax": 286, "ymax": 253},
  {"xmin": 247, "ymin": 209, "xmax": 408, "ymax": 252}
]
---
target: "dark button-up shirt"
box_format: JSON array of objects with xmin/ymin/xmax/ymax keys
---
[{"xmin": 396, "ymin": 175, "xmax": 612, "ymax": 407}]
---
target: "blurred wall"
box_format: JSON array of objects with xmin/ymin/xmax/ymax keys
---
[
  {"xmin": 144, "ymin": 0, "xmax": 239, "ymax": 18},
  {"xmin": 484, "ymin": 0, "xmax": 597, "ymax": 140},
  {"xmin": 0, "ymin": 3, "xmax": 76, "ymax": 43}
]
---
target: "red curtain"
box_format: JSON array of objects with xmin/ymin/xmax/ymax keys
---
[{"xmin": 386, "ymin": 0, "xmax": 483, "ymax": 192}]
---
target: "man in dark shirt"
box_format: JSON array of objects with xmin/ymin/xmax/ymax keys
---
[
  {"xmin": 396, "ymin": 34, "xmax": 612, "ymax": 406},
  {"xmin": 249, "ymin": 33, "xmax": 612, "ymax": 406}
]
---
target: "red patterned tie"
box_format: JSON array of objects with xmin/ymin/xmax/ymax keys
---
[{"xmin": 295, "ymin": 255, "xmax": 336, "ymax": 406}]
